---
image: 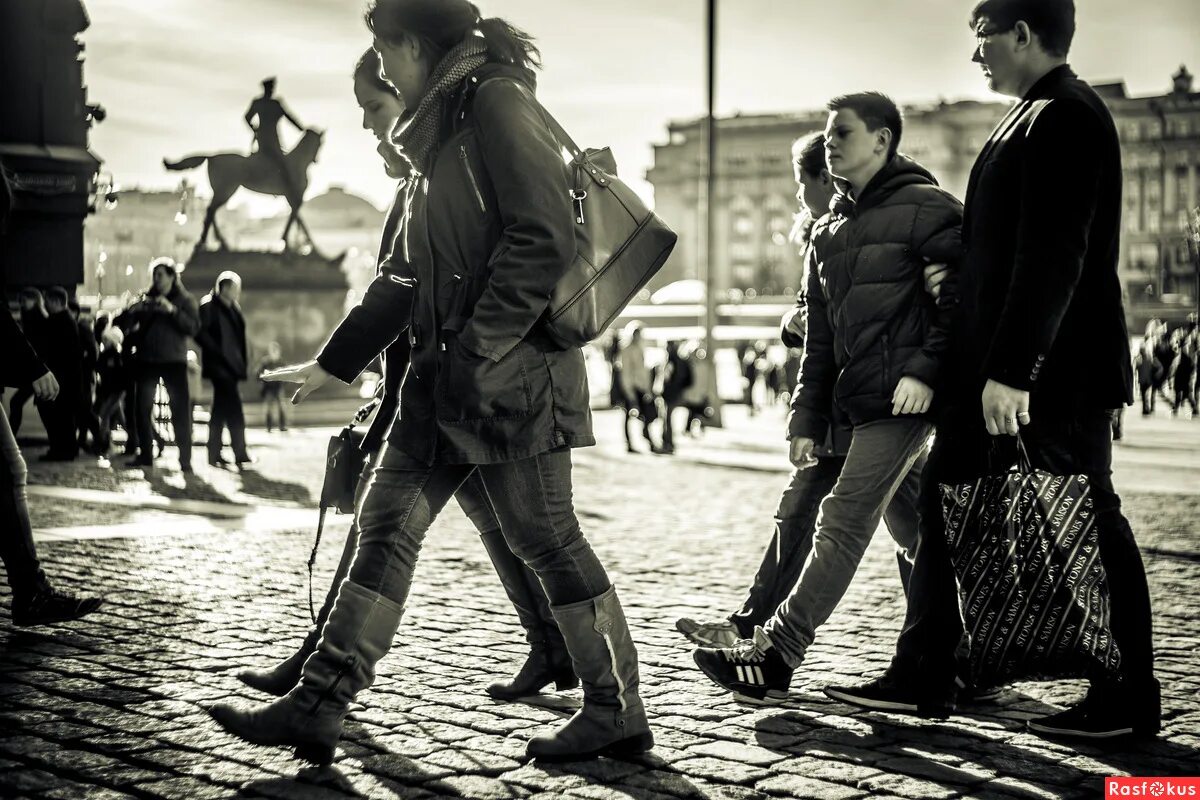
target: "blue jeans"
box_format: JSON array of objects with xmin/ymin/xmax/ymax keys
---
[
  {"xmin": 349, "ymin": 445, "xmax": 610, "ymax": 608},
  {"xmin": 730, "ymin": 455, "xmax": 918, "ymax": 639},
  {"xmin": 764, "ymin": 418, "xmax": 932, "ymax": 668}
]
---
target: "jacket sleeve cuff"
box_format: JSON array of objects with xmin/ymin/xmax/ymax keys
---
[
  {"xmin": 900, "ymin": 352, "xmax": 938, "ymax": 387},
  {"xmin": 316, "ymin": 350, "xmax": 364, "ymax": 385},
  {"xmin": 787, "ymin": 409, "xmax": 829, "ymax": 443}
]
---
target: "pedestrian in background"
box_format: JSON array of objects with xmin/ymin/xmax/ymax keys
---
[
  {"xmin": 69, "ymin": 298, "xmax": 99, "ymax": 453},
  {"xmin": 91, "ymin": 318, "xmax": 128, "ymax": 455},
  {"xmin": 39, "ymin": 287, "xmax": 81, "ymax": 462},
  {"xmin": 198, "ymin": 270, "xmax": 252, "ymax": 469},
  {"xmin": 1169, "ymin": 326, "xmax": 1196, "ymax": 417},
  {"xmin": 256, "ymin": 341, "xmax": 288, "ymax": 433},
  {"xmin": 117, "ymin": 258, "xmax": 199, "ymax": 472},
  {"xmin": 659, "ymin": 340, "xmax": 692, "ymax": 454},
  {"xmin": 618, "ymin": 321, "xmax": 663, "ymax": 454},
  {"xmin": 7, "ymin": 288, "xmax": 49, "ymax": 435}
]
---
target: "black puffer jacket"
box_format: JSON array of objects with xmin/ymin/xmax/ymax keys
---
[
  {"xmin": 317, "ymin": 62, "xmax": 591, "ymax": 465},
  {"xmin": 789, "ymin": 155, "xmax": 963, "ymax": 443}
]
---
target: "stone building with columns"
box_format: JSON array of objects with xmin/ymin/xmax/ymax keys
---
[{"xmin": 646, "ymin": 67, "xmax": 1200, "ymax": 323}]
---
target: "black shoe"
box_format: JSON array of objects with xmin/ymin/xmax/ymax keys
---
[
  {"xmin": 823, "ymin": 672, "xmax": 955, "ymax": 719},
  {"xmin": 693, "ymin": 628, "xmax": 792, "ymax": 706},
  {"xmin": 1027, "ymin": 692, "xmax": 1160, "ymax": 740},
  {"xmin": 11, "ymin": 586, "xmax": 104, "ymax": 627},
  {"xmin": 208, "ymin": 456, "xmax": 232, "ymax": 469},
  {"xmin": 123, "ymin": 454, "xmax": 153, "ymax": 468},
  {"xmin": 235, "ymin": 454, "xmax": 257, "ymax": 471}
]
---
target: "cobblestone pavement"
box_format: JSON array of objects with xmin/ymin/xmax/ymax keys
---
[{"xmin": 3, "ymin": 408, "xmax": 1198, "ymax": 799}]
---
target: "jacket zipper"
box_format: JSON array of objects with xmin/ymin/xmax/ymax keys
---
[
  {"xmin": 459, "ymin": 144, "xmax": 486, "ymax": 214},
  {"xmin": 881, "ymin": 333, "xmax": 892, "ymax": 395}
]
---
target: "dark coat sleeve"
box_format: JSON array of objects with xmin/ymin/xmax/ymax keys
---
[
  {"xmin": 903, "ymin": 190, "xmax": 963, "ymax": 387},
  {"xmin": 1, "ymin": 311, "xmax": 49, "ymax": 388},
  {"xmin": 316, "ymin": 272, "xmax": 414, "ymax": 384},
  {"xmin": 983, "ymin": 99, "xmax": 1102, "ymax": 390},
  {"xmin": 165, "ymin": 290, "xmax": 200, "ymax": 337},
  {"xmin": 787, "ymin": 244, "xmax": 836, "ymax": 442},
  {"xmin": 457, "ymin": 80, "xmax": 576, "ymax": 363}
]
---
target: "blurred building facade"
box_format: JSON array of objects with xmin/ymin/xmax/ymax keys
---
[
  {"xmin": 647, "ymin": 67, "xmax": 1200, "ymax": 323},
  {"xmin": 0, "ymin": 0, "xmax": 103, "ymax": 294}
]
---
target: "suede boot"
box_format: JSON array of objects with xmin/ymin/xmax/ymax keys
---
[
  {"xmin": 208, "ymin": 581, "xmax": 403, "ymax": 765},
  {"xmin": 480, "ymin": 529, "xmax": 578, "ymax": 700},
  {"xmin": 525, "ymin": 586, "xmax": 653, "ymax": 762}
]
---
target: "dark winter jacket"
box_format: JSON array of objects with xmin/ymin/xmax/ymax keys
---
[
  {"xmin": 197, "ymin": 295, "xmax": 248, "ymax": 382},
  {"xmin": 117, "ymin": 283, "xmax": 200, "ymax": 365},
  {"xmin": 950, "ymin": 65, "xmax": 1132, "ymax": 413},
  {"xmin": 42, "ymin": 309, "xmax": 82, "ymax": 390},
  {"xmin": 788, "ymin": 155, "xmax": 962, "ymax": 443},
  {"xmin": 317, "ymin": 62, "xmax": 591, "ymax": 465}
]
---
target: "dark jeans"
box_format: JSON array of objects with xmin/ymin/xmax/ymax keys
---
[
  {"xmin": 0, "ymin": 403, "xmax": 46, "ymax": 600},
  {"xmin": 93, "ymin": 391, "xmax": 125, "ymax": 452},
  {"xmin": 263, "ymin": 390, "xmax": 288, "ymax": 431},
  {"xmin": 133, "ymin": 362, "xmax": 192, "ymax": 466},
  {"xmin": 208, "ymin": 378, "xmax": 248, "ymax": 461},
  {"xmin": 349, "ymin": 445, "xmax": 610, "ymax": 608},
  {"xmin": 40, "ymin": 387, "xmax": 79, "ymax": 458},
  {"xmin": 730, "ymin": 454, "xmax": 917, "ymax": 639},
  {"xmin": 894, "ymin": 407, "xmax": 1156, "ymax": 695}
]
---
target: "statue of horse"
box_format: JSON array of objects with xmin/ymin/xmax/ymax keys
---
[{"xmin": 164, "ymin": 129, "xmax": 324, "ymax": 252}]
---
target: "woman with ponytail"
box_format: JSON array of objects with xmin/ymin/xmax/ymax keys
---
[
  {"xmin": 233, "ymin": 47, "xmax": 578, "ymax": 709},
  {"xmin": 208, "ymin": 0, "xmax": 653, "ymax": 765}
]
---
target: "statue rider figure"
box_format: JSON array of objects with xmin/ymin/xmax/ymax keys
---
[{"xmin": 245, "ymin": 77, "xmax": 303, "ymax": 198}]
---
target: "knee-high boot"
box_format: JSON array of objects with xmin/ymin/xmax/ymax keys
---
[
  {"xmin": 236, "ymin": 524, "xmax": 360, "ymax": 697},
  {"xmin": 525, "ymin": 585, "xmax": 653, "ymax": 762},
  {"xmin": 207, "ymin": 580, "xmax": 403, "ymax": 765},
  {"xmin": 480, "ymin": 529, "xmax": 578, "ymax": 700}
]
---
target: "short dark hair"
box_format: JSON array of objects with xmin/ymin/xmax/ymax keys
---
[
  {"xmin": 366, "ymin": 0, "xmax": 541, "ymax": 71},
  {"xmin": 18, "ymin": 287, "xmax": 43, "ymax": 305},
  {"xmin": 827, "ymin": 92, "xmax": 902, "ymax": 159},
  {"xmin": 46, "ymin": 286, "xmax": 69, "ymax": 307},
  {"xmin": 791, "ymin": 133, "xmax": 826, "ymax": 178},
  {"xmin": 970, "ymin": 0, "xmax": 1075, "ymax": 58}
]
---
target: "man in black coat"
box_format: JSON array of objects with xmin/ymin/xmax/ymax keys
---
[
  {"xmin": 825, "ymin": 0, "xmax": 1157, "ymax": 741},
  {"xmin": 197, "ymin": 271, "xmax": 251, "ymax": 468}
]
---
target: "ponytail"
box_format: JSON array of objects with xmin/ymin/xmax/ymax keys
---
[{"xmin": 477, "ymin": 17, "xmax": 541, "ymax": 70}]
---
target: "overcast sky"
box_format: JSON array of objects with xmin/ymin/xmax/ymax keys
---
[{"xmin": 83, "ymin": 0, "xmax": 1199, "ymax": 214}]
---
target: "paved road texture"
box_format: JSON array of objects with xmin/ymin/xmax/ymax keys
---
[{"xmin": 3, "ymin": 408, "xmax": 1198, "ymax": 799}]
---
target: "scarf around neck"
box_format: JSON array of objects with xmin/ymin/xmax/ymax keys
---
[{"xmin": 387, "ymin": 34, "xmax": 489, "ymax": 177}]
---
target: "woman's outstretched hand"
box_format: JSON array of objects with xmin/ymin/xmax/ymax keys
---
[{"xmin": 261, "ymin": 359, "xmax": 333, "ymax": 405}]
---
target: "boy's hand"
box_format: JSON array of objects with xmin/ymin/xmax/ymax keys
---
[
  {"xmin": 788, "ymin": 437, "xmax": 819, "ymax": 470},
  {"xmin": 923, "ymin": 263, "xmax": 950, "ymax": 299},
  {"xmin": 892, "ymin": 376, "xmax": 934, "ymax": 416}
]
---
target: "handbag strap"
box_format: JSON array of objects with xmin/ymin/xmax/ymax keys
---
[{"xmin": 307, "ymin": 506, "xmax": 327, "ymax": 624}]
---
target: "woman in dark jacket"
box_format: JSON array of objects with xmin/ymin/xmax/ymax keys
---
[
  {"xmin": 208, "ymin": 2, "xmax": 652, "ymax": 766},
  {"xmin": 116, "ymin": 258, "xmax": 200, "ymax": 471},
  {"xmin": 234, "ymin": 46, "xmax": 578, "ymax": 709}
]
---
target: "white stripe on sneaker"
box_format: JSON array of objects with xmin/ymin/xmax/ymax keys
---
[
  {"xmin": 753, "ymin": 666, "xmax": 764, "ymax": 685},
  {"xmin": 736, "ymin": 665, "xmax": 746, "ymax": 683}
]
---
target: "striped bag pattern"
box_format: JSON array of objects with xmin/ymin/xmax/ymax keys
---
[{"xmin": 940, "ymin": 452, "xmax": 1122, "ymax": 687}]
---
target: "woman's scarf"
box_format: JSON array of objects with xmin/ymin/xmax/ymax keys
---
[{"xmin": 387, "ymin": 34, "xmax": 488, "ymax": 177}]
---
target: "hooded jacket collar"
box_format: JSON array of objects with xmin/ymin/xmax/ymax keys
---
[{"xmin": 830, "ymin": 154, "xmax": 941, "ymax": 217}]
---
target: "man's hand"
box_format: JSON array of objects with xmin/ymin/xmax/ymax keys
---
[
  {"xmin": 981, "ymin": 378, "xmax": 1031, "ymax": 436},
  {"xmin": 31, "ymin": 371, "xmax": 59, "ymax": 402},
  {"xmin": 261, "ymin": 359, "xmax": 333, "ymax": 404},
  {"xmin": 923, "ymin": 263, "xmax": 951, "ymax": 299},
  {"xmin": 892, "ymin": 376, "xmax": 934, "ymax": 416},
  {"xmin": 155, "ymin": 296, "xmax": 176, "ymax": 315},
  {"xmin": 788, "ymin": 437, "xmax": 819, "ymax": 470}
]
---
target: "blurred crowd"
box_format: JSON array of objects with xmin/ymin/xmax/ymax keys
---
[{"xmin": 1135, "ymin": 315, "xmax": 1199, "ymax": 418}]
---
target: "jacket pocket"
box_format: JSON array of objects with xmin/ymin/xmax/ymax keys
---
[{"xmin": 437, "ymin": 328, "xmax": 532, "ymax": 423}]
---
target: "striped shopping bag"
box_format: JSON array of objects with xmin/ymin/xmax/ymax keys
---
[{"xmin": 940, "ymin": 437, "xmax": 1122, "ymax": 687}]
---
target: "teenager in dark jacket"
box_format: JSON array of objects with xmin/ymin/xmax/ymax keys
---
[
  {"xmin": 234, "ymin": 46, "xmax": 577, "ymax": 713},
  {"xmin": 0, "ymin": 160, "xmax": 103, "ymax": 625},
  {"xmin": 197, "ymin": 271, "xmax": 252, "ymax": 467},
  {"xmin": 678, "ymin": 132, "xmax": 921, "ymax": 666},
  {"xmin": 117, "ymin": 258, "xmax": 200, "ymax": 471},
  {"xmin": 39, "ymin": 287, "xmax": 82, "ymax": 461},
  {"xmin": 694, "ymin": 93, "xmax": 962, "ymax": 704},
  {"xmin": 829, "ymin": 0, "xmax": 1158, "ymax": 742}
]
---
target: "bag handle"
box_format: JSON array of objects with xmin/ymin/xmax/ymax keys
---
[{"xmin": 1012, "ymin": 433, "xmax": 1033, "ymax": 475}]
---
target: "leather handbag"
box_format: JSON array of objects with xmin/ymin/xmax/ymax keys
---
[{"xmin": 484, "ymin": 80, "xmax": 679, "ymax": 349}]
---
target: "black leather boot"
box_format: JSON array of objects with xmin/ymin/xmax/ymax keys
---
[
  {"xmin": 525, "ymin": 586, "xmax": 653, "ymax": 762},
  {"xmin": 207, "ymin": 581, "xmax": 404, "ymax": 765},
  {"xmin": 480, "ymin": 529, "xmax": 578, "ymax": 700},
  {"xmin": 236, "ymin": 626, "xmax": 319, "ymax": 697}
]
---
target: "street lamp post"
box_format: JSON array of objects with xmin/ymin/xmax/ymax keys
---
[{"xmin": 702, "ymin": 0, "xmax": 724, "ymax": 427}]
